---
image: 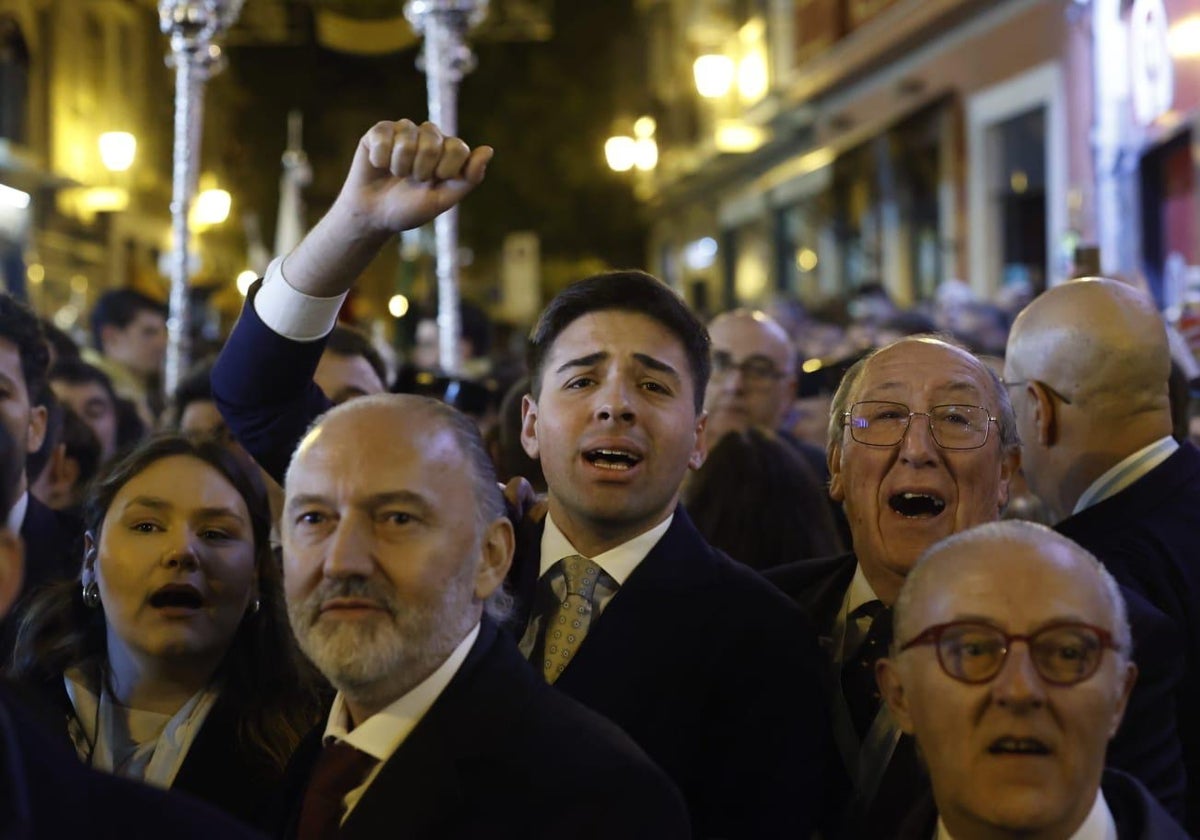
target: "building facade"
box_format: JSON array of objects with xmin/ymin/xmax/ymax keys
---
[{"xmin": 634, "ymin": 0, "xmax": 1199, "ymax": 317}]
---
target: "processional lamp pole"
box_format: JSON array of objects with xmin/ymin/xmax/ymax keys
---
[
  {"xmin": 158, "ymin": 0, "xmax": 243, "ymax": 396},
  {"xmin": 403, "ymin": 0, "xmax": 488, "ymax": 378}
]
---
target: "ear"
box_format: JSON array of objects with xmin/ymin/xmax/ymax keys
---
[
  {"xmin": 0, "ymin": 528, "xmax": 25, "ymax": 619},
  {"xmin": 687, "ymin": 411, "xmax": 708, "ymax": 471},
  {"xmin": 827, "ymin": 440, "xmax": 845, "ymax": 503},
  {"xmin": 519, "ymin": 394, "xmax": 540, "ymax": 460},
  {"xmin": 876, "ymin": 657, "xmax": 916, "ymax": 734},
  {"xmin": 1107, "ymin": 661, "xmax": 1139, "ymax": 739},
  {"xmin": 996, "ymin": 446, "xmax": 1019, "ymax": 511},
  {"xmin": 25, "ymin": 404, "xmax": 46, "ymax": 454},
  {"xmin": 82, "ymin": 531, "xmax": 98, "ymax": 580},
  {"xmin": 1029, "ymin": 382, "xmax": 1057, "ymax": 447},
  {"xmin": 474, "ymin": 516, "xmax": 515, "ymax": 601},
  {"xmin": 99, "ymin": 323, "xmax": 120, "ymax": 352}
]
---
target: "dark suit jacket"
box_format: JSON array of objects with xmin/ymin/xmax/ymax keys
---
[
  {"xmin": 278, "ymin": 618, "xmax": 690, "ymax": 840},
  {"xmin": 215, "ymin": 293, "xmax": 829, "ymax": 837},
  {"xmin": 0, "ymin": 497, "xmax": 82, "ymax": 664},
  {"xmin": 766, "ymin": 551, "xmax": 1188, "ymax": 837},
  {"xmin": 512, "ymin": 509, "xmax": 829, "ymax": 839},
  {"xmin": 0, "ymin": 685, "xmax": 266, "ymax": 839},
  {"xmin": 895, "ymin": 768, "xmax": 1190, "ymax": 840},
  {"xmin": 1056, "ymin": 441, "xmax": 1200, "ymax": 833},
  {"xmin": 11, "ymin": 675, "xmax": 289, "ymax": 827}
]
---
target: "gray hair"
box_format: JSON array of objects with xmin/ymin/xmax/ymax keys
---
[
  {"xmin": 893, "ymin": 520, "xmax": 1132, "ymax": 657},
  {"xmin": 826, "ymin": 334, "xmax": 1018, "ymax": 456},
  {"xmin": 285, "ymin": 393, "xmax": 513, "ymax": 624}
]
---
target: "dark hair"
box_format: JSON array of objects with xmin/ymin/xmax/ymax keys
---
[
  {"xmin": 684, "ymin": 427, "xmax": 843, "ymax": 570},
  {"xmin": 57, "ymin": 406, "xmax": 102, "ymax": 496},
  {"xmin": 168, "ymin": 359, "xmax": 215, "ymax": 429},
  {"xmin": 493, "ymin": 376, "xmax": 545, "ymax": 491},
  {"xmin": 0, "ymin": 292, "xmax": 50, "ymax": 405},
  {"xmin": 11, "ymin": 434, "xmax": 320, "ymax": 773},
  {"xmin": 49, "ymin": 358, "xmax": 119, "ymax": 404},
  {"xmin": 38, "ymin": 317, "xmax": 81, "ymax": 363},
  {"xmin": 326, "ymin": 325, "xmax": 388, "ymax": 390},
  {"xmin": 526, "ymin": 271, "xmax": 710, "ymax": 412},
  {"xmin": 89, "ymin": 289, "xmax": 167, "ymax": 351}
]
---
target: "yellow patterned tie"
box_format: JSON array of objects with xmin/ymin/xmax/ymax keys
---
[{"xmin": 542, "ymin": 555, "xmax": 600, "ymax": 683}]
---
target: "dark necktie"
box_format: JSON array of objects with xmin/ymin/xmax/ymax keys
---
[
  {"xmin": 297, "ymin": 740, "xmax": 377, "ymax": 840},
  {"xmin": 840, "ymin": 600, "xmax": 893, "ymax": 741}
]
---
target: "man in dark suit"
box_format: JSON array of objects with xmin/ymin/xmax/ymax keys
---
[
  {"xmin": 213, "ymin": 118, "xmax": 828, "ymax": 837},
  {"xmin": 278, "ymin": 393, "xmax": 687, "ymax": 838},
  {"xmin": 1005, "ymin": 277, "xmax": 1200, "ymax": 833},
  {"xmin": 767, "ymin": 334, "xmax": 1185, "ymax": 836},
  {"xmin": 878, "ymin": 521, "xmax": 1189, "ymax": 840},
  {"xmin": 0, "ymin": 293, "xmax": 82, "ymax": 660}
]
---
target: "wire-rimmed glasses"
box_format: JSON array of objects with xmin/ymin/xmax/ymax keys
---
[{"xmin": 843, "ymin": 401, "xmax": 997, "ymax": 450}]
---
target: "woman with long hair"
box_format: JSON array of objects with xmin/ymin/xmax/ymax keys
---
[{"xmin": 9, "ymin": 434, "xmax": 321, "ymax": 825}]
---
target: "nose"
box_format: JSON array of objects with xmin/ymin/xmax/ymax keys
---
[
  {"xmin": 161, "ymin": 532, "xmax": 200, "ymax": 572},
  {"xmin": 322, "ymin": 516, "xmax": 375, "ymax": 580},
  {"xmin": 898, "ymin": 412, "xmax": 938, "ymax": 467},
  {"xmin": 991, "ymin": 641, "xmax": 1048, "ymax": 711},
  {"xmin": 594, "ymin": 378, "xmax": 635, "ymax": 423}
]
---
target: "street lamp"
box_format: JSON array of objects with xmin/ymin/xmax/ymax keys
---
[
  {"xmin": 404, "ymin": 0, "xmax": 489, "ymax": 377},
  {"xmin": 693, "ymin": 54, "xmax": 734, "ymax": 98},
  {"xmin": 158, "ymin": 0, "xmax": 243, "ymax": 396},
  {"xmin": 98, "ymin": 132, "xmax": 137, "ymax": 172}
]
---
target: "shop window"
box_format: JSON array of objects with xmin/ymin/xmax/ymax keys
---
[{"xmin": 991, "ymin": 107, "xmax": 1047, "ymax": 293}]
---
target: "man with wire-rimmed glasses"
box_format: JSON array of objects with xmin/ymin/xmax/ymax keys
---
[
  {"xmin": 877, "ymin": 520, "xmax": 1189, "ymax": 840},
  {"xmin": 768, "ymin": 334, "xmax": 1019, "ymax": 837}
]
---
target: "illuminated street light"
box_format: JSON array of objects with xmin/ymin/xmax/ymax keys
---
[
  {"xmin": 192, "ymin": 188, "xmax": 231, "ymax": 226},
  {"xmin": 388, "ymin": 294, "xmax": 411, "ymax": 318},
  {"xmin": 98, "ymin": 132, "xmax": 137, "ymax": 172},
  {"xmin": 605, "ymin": 135, "xmax": 637, "ymax": 172},
  {"xmin": 236, "ymin": 269, "xmax": 257, "ymax": 296},
  {"xmin": 694, "ymin": 54, "xmax": 734, "ymax": 98}
]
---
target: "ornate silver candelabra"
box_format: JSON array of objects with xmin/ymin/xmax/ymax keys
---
[
  {"xmin": 158, "ymin": 0, "xmax": 243, "ymax": 396},
  {"xmin": 404, "ymin": 0, "xmax": 488, "ymax": 377}
]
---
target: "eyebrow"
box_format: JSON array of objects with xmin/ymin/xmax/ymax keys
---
[
  {"xmin": 123, "ymin": 497, "xmax": 246, "ymax": 521},
  {"xmin": 867, "ymin": 380, "xmax": 984, "ymax": 400},
  {"xmin": 554, "ymin": 350, "xmax": 681, "ymax": 382},
  {"xmin": 944, "ymin": 613, "xmax": 1099, "ymax": 631},
  {"xmin": 286, "ymin": 490, "xmax": 436, "ymax": 518},
  {"xmin": 555, "ymin": 351, "xmax": 608, "ymax": 376}
]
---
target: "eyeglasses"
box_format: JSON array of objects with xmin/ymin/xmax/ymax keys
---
[
  {"xmin": 711, "ymin": 351, "xmax": 786, "ymax": 385},
  {"xmin": 843, "ymin": 401, "xmax": 997, "ymax": 450},
  {"xmin": 1002, "ymin": 379, "xmax": 1073, "ymax": 405},
  {"xmin": 899, "ymin": 621, "xmax": 1121, "ymax": 686}
]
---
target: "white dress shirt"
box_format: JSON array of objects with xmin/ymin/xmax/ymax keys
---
[
  {"xmin": 322, "ymin": 622, "xmax": 480, "ymax": 820},
  {"xmin": 253, "ymin": 256, "xmax": 347, "ymax": 342},
  {"xmin": 935, "ymin": 789, "xmax": 1117, "ymax": 840},
  {"xmin": 1073, "ymin": 435, "xmax": 1178, "ymax": 515},
  {"xmin": 6, "ymin": 490, "xmax": 28, "ymax": 534}
]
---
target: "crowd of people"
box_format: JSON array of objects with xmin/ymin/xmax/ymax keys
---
[{"xmin": 0, "ymin": 116, "xmax": 1195, "ymax": 839}]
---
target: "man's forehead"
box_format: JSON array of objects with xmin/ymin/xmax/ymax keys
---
[
  {"xmin": 859, "ymin": 342, "xmax": 991, "ymax": 396},
  {"xmin": 911, "ymin": 539, "xmax": 1107, "ymax": 623}
]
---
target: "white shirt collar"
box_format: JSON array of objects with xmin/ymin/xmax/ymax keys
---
[
  {"xmin": 6, "ymin": 491, "xmax": 28, "ymax": 534},
  {"xmin": 322, "ymin": 622, "xmax": 480, "ymax": 763},
  {"xmin": 538, "ymin": 512, "xmax": 673, "ymax": 583},
  {"xmin": 935, "ymin": 788, "xmax": 1116, "ymax": 840},
  {"xmin": 848, "ymin": 562, "xmax": 881, "ymax": 615},
  {"xmin": 1073, "ymin": 435, "xmax": 1178, "ymax": 515}
]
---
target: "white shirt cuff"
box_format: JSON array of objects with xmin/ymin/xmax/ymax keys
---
[{"xmin": 253, "ymin": 256, "xmax": 349, "ymax": 342}]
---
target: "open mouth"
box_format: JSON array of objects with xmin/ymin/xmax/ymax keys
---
[
  {"xmin": 888, "ymin": 492, "xmax": 947, "ymax": 518},
  {"xmin": 988, "ymin": 736, "xmax": 1051, "ymax": 756},
  {"xmin": 584, "ymin": 448, "xmax": 643, "ymax": 471},
  {"xmin": 148, "ymin": 584, "xmax": 204, "ymax": 610}
]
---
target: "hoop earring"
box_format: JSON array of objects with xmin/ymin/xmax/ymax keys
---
[{"xmin": 82, "ymin": 582, "xmax": 100, "ymax": 609}]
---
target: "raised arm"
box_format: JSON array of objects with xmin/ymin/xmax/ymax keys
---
[{"xmin": 212, "ymin": 119, "xmax": 491, "ymax": 482}]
